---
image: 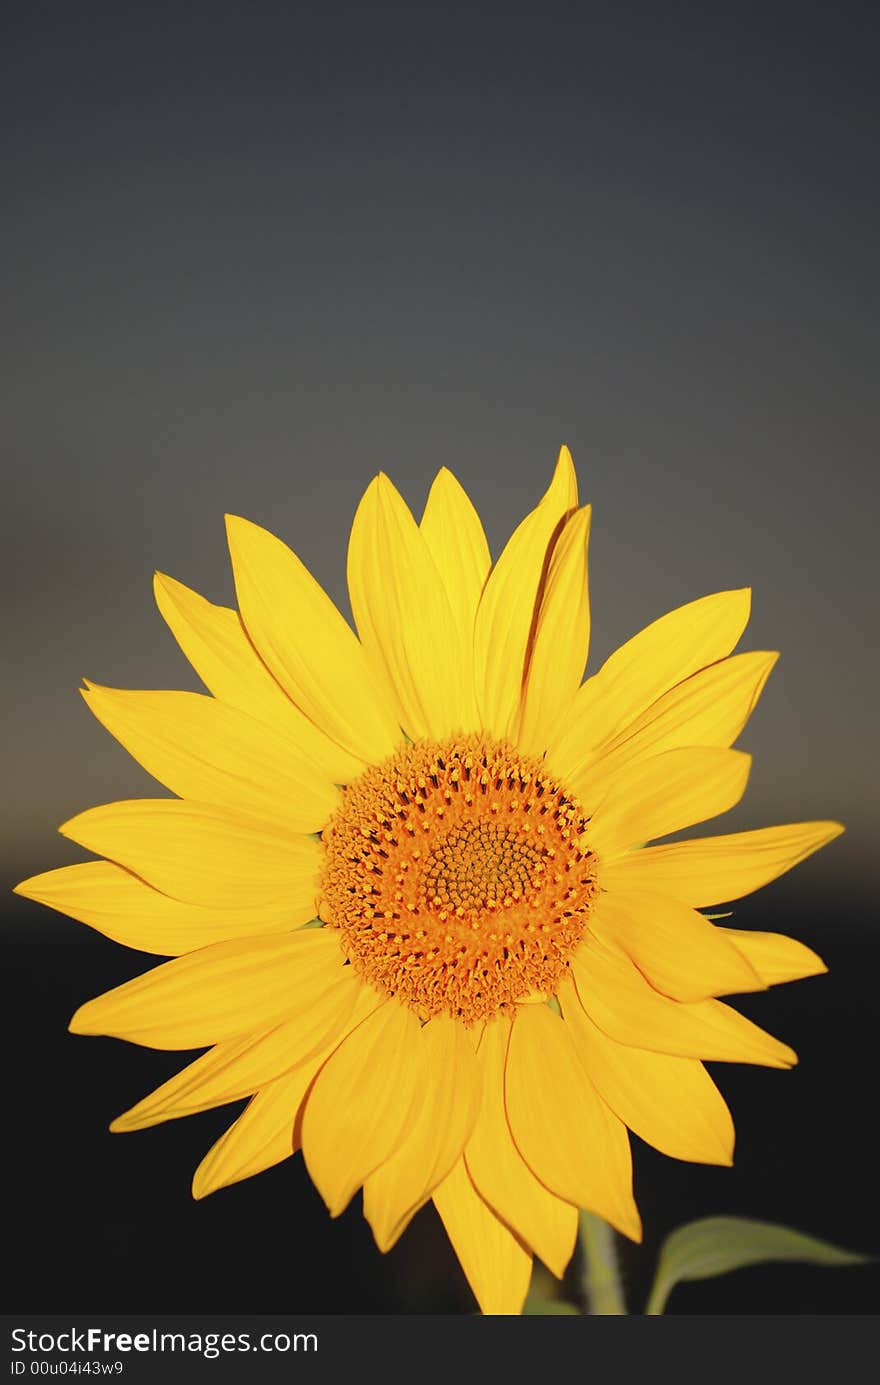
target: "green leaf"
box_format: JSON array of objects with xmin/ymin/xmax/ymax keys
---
[
  {"xmin": 646, "ymin": 1215, "xmax": 871, "ymax": 1314},
  {"xmin": 523, "ymin": 1299, "xmax": 580, "ymax": 1315}
]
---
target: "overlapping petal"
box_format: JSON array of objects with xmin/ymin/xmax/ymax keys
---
[
  {"xmin": 363, "ymin": 1016, "xmax": 481, "ymax": 1251},
  {"xmin": 301, "ymin": 998, "xmax": 423, "ymax": 1217},
  {"xmin": 464, "ymin": 1017, "xmax": 578, "ymax": 1277},
  {"xmin": 153, "ymin": 572, "xmax": 363, "ymax": 784},
  {"xmin": 601, "ymin": 821, "xmax": 844, "ymax": 907},
  {"xmin": 192, "ymin": 1065, "xmax": 313, "ymax": 1200},
  {"xmin": 420, "ymin": 467, "xmax": 491, "ymax": 678},
  {"xmin": 69, "ymin": 929, "xmax": 345, "ymax": 1049},
  {"xmin": 191, "ymin": 984, "xmax": 388, "ymax": 1200},
  {"xmin": 60, "ymin": 799, "xmax": 321, "ymax": 910},
  {"xmin": 473, "ymin": 447, "xmax": 577, "ymax": 738},
  {"xmin": 433, "ymin": 1156, "xmax": 533, "ymax": 1316},
  {"xmin": 348, "ymin": 473, "xmax": 477, "ymax": 737},
  {"xmin": 586, "ymin": 746, "xmax": 751, "ymax": 858},
  {"xmin": 226, "ymin": 514, "xmax": 401, "ymax": 763},
  {"xmin": 571, "ymin": 937, "xmax": 797, "ymax": 1067},
  {"xmin": 505, "ymin": 1004, "xmax": 642, "ymax": 1241},
  {"xmin": 547, "ymin": 588, "xmax": 752, "ymax": 779},
  {"xmin": 567, "ymin": 651, "xmax": 778, "ymax": 809},
  {"xmin": 82, "ymin": 683, "xmax": 340, "ymax": 832},
  {"xmin": 13, "ymin": 860, "xmax": 312, "ymax": 955},
  {"xmin": 721, "ymin": 927, "xmax": 827, "ymax": 985},
  {"xmin": 591, "ymin": 889, "xmax": 762, "ymax": 1000},
  {"xmin": 111, "ymin": 966, "xmax": 362, "ymax": 1130},
  {"xmin": 559, "ymin": 978, "xmax": 734, "ymax": 1165},
  {"xmin": 516, "ymin": 505, "xmax": 592, "ymax": 756}
]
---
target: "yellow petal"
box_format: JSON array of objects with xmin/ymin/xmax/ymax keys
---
[
  {"xmin": 601, "ymin": 821, "xmax": 845, "ymax": 907},
  {"xmin": 559, "ymin": 978, "xmax": 734, "ymax": 1165},
  {"xmin": 568, "ymin": 651, "xmax": 778, "ymax": 807},
  {"xmin": 301, "ymin": 998, "xmax": 423, "ymax": 1216},
  {"xmin": 473, "ymin": 447, "xmax": 578, "ymax": 738},
  {"xmin": 363, "ymin": 1016, "xmax": 481, "ymax": 1251},
  {"xmin": 348, "ymin": 473, "xmax": 475, "ymax": 738},
  {"xmin": 225, "ymin": 514, "xmax": 401, "ymax": 763},
  {"xmin": 464, "ymin": 1017, "xmax": 578, "ymax": 1277},
  {"xmin": 69, "ymin": 929, "xmax": 345, "ymax": 1049},
  {"xmin": 505, "ymin": 1003, "xmax": 642, "ymax": 1241},
  {"xmin": 547, "ymin": 589, "xmax": 752, "ymax": 780},
  {"xmin": 192, "ymin": 1066, "xmax": 310, "ymax": 1199},
  {"xmin": 111, "ymin": 966, "xmax": 362, "ymax": 1130},
  {"xmin": 433, "ymin": 1156, "xmax": 533, "ymax": 1315},
  {"xmin": 60, "ymin": 799, "xmax": 321, "ymax": 909},
  {"xmin": 193, "ymin": 984, "xmax": 386, "ymax": 1197},
  {"xmin": 13, "ymin": 861, "xmax": 314, "ymax": 956},
  {"xmin": 154, "ymin": 572, "xmax": 363, "ymax": 784},
  {"xmin": 587, "ymin": 747, "xmax": 751, "ymax": 858},
  {"xmin": 591, "ymin": 889, "xmax": 763, "ymax": 1000},
  {"xmin": 420, "ymin": 466, "xmax": 491, "ymax": 652},
  {"xmin": 571, "ymin": 937, "xmax": 797, "ymax": 1068},
  {"xmin": 720, "ymin": 927, "xmax": 828, "ymax": 986},
  {"xmin": 516, "ymin": 506, "xmax": 592, "ymax": 756},
  {"xmin": 82, "ymin": 684, "xmax": 340, "ymax": 833}
]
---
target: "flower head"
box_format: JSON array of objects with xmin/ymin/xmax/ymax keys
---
[{"xmin": 16, "ymin": 448, "xmax": 842, "ymax": 1314}]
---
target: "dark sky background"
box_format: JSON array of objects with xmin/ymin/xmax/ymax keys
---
[{"xmin": 3, "ymin": 2, "xmax": 878, "ymax": 1316}]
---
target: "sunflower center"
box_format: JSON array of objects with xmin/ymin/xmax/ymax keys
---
[{"xmin": 318, "ymin": 735, "xmax": 598, "ymax": 1023}]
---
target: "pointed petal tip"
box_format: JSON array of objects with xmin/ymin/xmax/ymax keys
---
[
  {"xmin": 570, "ymin": 503, "xmax": 592, "ymax": 534},
  {"xmin": 553, "ymin": 444, "xmax": 578, "ymax": 497},
  {"xmin": 354, "ymin": 472, "xmax": 387, "ymax": 511},
  {"xmin": 152, "ymin": 569, "xmax": 174, "ymax": 596},
  {"xmin": 224, "ymin": 513, "xmax": 265, "ymax": 549},
  {"xmin": 773, "ymin": 1040, "xmax": 799, "ymax": 1069},
  {"xmin": 373, "ymin": 471, "xmax": 405, "ymax": 506},
  {"xmin": 799, "ymin": 820, "xmax": 846, "ymax": 852},
  {"xmin": 191, "ymin": 1155, "xmax": 223, "ymax": 1201},
  {"xmin": 425, "ymin": 465, "xmax": 468, "ymax": 503},
  {"xmin": 310, "ymin": 1182, "xmax": 350, "ymax": 1220},
  {"xmin": 621, "ymin": 1209, "xmax": 644, "ymax": 1244},
  {"xmin": 68, "ymin": 1006, "xmax": 94, "ymax": 1036},
  {"xmin": 13, "ymin": 869, "xmax": 72, "ymax": 904},
  {"xmin": 717, "ymin": 585, "xmax": 752, "ymax": 621}
]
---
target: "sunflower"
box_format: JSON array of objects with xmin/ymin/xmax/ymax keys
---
[{"xmin": 16, "ymin": 448, "xmax": 841, "ymax": 1315}]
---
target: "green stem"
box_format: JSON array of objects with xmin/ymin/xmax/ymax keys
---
[{"xmin": 578, "ymin": 1211, "xmax": 627, "ymax": 1314}]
